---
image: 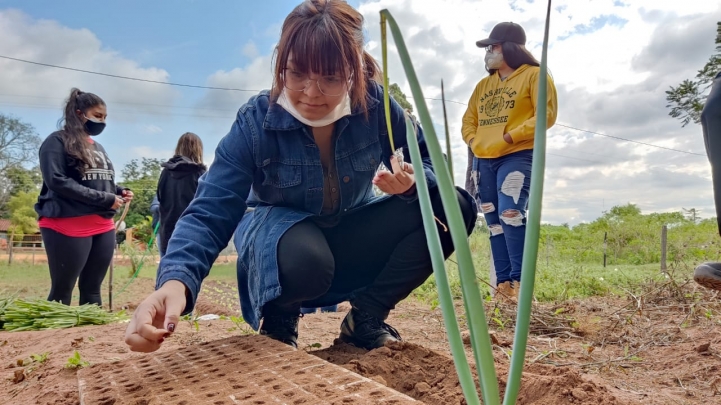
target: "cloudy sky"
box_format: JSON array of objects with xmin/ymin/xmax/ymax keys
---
[{"xmin": 0, "ymin": 0, "xmax": 719, "ymax": 225}]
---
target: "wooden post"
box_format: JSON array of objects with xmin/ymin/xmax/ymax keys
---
[
  {"xmin": 489, "ymin": 245, "xmax": 496, "ymax": 296},
  {"xmin": 603, "ymin": 232, "xmax": 607, "ymax": 268},
  {"xmin": 660, "ymin": 225, "xmax": 668, "ymax": 272},
  {"xmin": 108, "ymin": 259, "xmax": 114, "ymax": 312},
  {"xmin": 8, "ymin": 230, "xmax": 13, "ymax": 265}
]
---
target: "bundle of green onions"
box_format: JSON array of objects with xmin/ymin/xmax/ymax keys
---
[
  {"xmin": 0, "ymin": 293, "xmax": 16, "ymax": 329},
  {"xmin": 1, "ymin": 299, "xmax": 126, "ymax": 331}
]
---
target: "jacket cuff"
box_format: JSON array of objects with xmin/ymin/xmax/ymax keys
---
[
  {"xmin": 397, "ymin": 184, "xmax": 418, "ymax": 202},
  {"xmin": 156, "ymin": 266, "xmax": 200, "ymax": 316},
  {"xmin": 103, "ymin": 192, "xmax": 117, "ymax": 208}
]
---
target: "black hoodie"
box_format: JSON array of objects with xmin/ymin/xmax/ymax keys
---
[
  {"xmin": 157, "ymin": 155, "xmax": 207, "ymax": 253},
  {"xmin": 35, "ymin": 131, "xmax": 124, "ymax": 219}
]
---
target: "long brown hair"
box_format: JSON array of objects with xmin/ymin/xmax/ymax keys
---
[
  {"xmin": 58, "ymin": 88, "xmax": 105, "ymax": 174},
  {"xmin": 271, "ymin": 0, "xmax": 381, "ymax": 116},
  {"xmin": 175, "ymin": 132, "xmax": 203, "ymax": 164},
  {"xmin": 487, "ymin": 42, "xmax": 540, "ymax": 75}
]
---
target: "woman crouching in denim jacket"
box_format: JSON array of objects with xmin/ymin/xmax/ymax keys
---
[{"xmin": 125, "ymin": 0, "xmax": 477, "ymax": 352}]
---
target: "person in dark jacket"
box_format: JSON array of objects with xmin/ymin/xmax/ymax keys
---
[
  {"xmin": 156, "ymin": 132, "xmax": 206, "ymax": 256},
  {"xmin": 35, "ymin": 88, "xmax": 133, "ymax": 306},
  {"xmin": 150, "ymin": 195, "xmax": 162, "ymax": 256},
  {"xmin": 694, "ymin": 71, "xmax": 721, "ymax": 292}
]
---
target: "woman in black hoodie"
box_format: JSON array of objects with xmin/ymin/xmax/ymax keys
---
[{"xmin": 157, "ymin": 132, "xmax": 206, "ymax": 256}]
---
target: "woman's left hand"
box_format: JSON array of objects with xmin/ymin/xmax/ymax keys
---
[
  {"xmin": 121, "ymin": 189, "xmax": 134, "ymax": 202},
  {"xmin": 373, "ymin": 155, "xmax": 415, "ymax": 195}
]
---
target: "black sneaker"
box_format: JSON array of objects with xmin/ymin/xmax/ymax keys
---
[
  {"xmin": 694, "ymin": 262, "xmax": 721, "ymax": 292},
  {"xmin": 259, "ymin": 314, "xmax": 300, "ymax": 348},
  {"xmin": 339, "ymin": 308, "xmax": 401, "ymax": 350}
]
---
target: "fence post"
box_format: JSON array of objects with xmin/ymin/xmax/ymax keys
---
[
  {"xmin": 660, "ymin": 225, "xmax": 668, "ymax": 273},
  {"xmin": 603, "ymin": 232, "xmax": 607, "ymax": 268},
  {"xmin": 8, "ymin": 230, "xmax": 13, "ymax": 265}
]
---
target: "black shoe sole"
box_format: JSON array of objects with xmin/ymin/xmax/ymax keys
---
[
  {"xmin": 694, "ymin": 275, "xmax": 721, "ymax": 292},
  {"xmin": 338, "ymin": 330, "xmax": 398, "ymax": 350},
  {"xmin": 259, "ymin": 332, "xmax": 298, "ymax": 349}
]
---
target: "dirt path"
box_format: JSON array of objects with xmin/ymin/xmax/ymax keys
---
[{"xmin": 1, "ymin": 278, "xmax": 720, "ymax": 404}]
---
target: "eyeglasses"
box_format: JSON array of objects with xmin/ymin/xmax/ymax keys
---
[
  {"xmin": 485, "ymin": 44, "xmax": 501, "ymax": 53},
  {"xmin": 282, "ymin": 68, "xmax": 348, "ymax": 97}
]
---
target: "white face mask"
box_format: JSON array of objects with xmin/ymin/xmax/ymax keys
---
[
  {"xmin": 277, "ymin": 88, "xmax": 352, "ymax": 127},
  {"xmin": 485, "ymin": 51, "xmax": 504, "ymax": 70}
]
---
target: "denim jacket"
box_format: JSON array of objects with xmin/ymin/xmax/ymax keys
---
[{"xmin": 156, "ymin": 82, "xmax": 440, "ymax": 329}]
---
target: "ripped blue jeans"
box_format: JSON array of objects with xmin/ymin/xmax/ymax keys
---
[{"xmin": 473, "ymin": 149, "xmax": 533, "ymax": 285}]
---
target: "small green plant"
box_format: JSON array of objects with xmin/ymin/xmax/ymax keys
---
[
  {"xmin": 304, "ymin": 342, "xmax": 322, "ymax": 351},
  {"xmin": 119, "ymin": 243, "xmax": 151, "ymax": 277},
  {"xmin": 490, "ymin": 308, "xmax": 507, "ymax": 330},
  {"xmin": 227, "ymin": 315, "xmax": 253, "ymax": 334},
  {"xmin": 64, "ymin": 351, "xmax": 89, "ymax": 369},
  {"xmin": 181, "ymin": 313, "xmax": 201, "ymax": 331},
  {"xmin": 31, "ymin": 352, "xmax": 49, "ymax": 364}
]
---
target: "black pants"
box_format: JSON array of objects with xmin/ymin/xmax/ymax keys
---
[
  {"xmin": 702, "ymin": 74, "xmax": 721, "ymax": 235},
  {"xmin": 265, "ymin": 188, "xmax": 476, "ymax": 320},
  {"xmin": 41, "ymin": 228, "xmax": 116, "ymax": 306}
]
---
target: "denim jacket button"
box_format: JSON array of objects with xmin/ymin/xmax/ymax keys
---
[{"xmin": 343, "ymin": 176, "xmax": 350, "ymax": 183}]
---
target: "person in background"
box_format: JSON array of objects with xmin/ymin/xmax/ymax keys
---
[
  {"xmin": 462, "ymin": 22, "xmax": 557, "ymax": 302},
  {"xmin": 124, "ymin": 0, "xmax": 476, "ymax": 353},
  {"xmin": 156, "ymin": 132, "xmax": 206, "ymax": 257},
  {"xmin": 150, "ymin": 195, "xmax": 162, "ymax": 256},
  {"xmin": 35, "ymin": 88, "xmax": 133, "ymax": 306},
  {"xmin": 693, "ymin": 71, "xmax": 721, "ymax": 292}
]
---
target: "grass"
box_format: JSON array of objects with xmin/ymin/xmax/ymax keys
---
[
  {"xmin": 0, "ymin": 258, "xmax": 238, "ymax": 302},
  {"xmin": 412, "ymin": 230, "xmax": 687, "ymax": 306},
  {"xmin": 0, "ymin": 234, "xmax": 690, "ymax": 306}
]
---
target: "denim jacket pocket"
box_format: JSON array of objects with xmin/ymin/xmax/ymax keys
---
[
  {"xmin": 260, "ymin": 160, "xmax": 302, "ymax": 188},
  {"xmin": 349, "ymin": 138, "xmax": 382, "ymax": 172}
]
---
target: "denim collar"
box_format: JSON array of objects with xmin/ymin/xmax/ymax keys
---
[{"xmin": 263, "ymin": 89, "xmax": 381, "ymax": 131}]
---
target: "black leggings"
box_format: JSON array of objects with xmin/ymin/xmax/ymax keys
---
[
  {"xmin": 266, "ymin": 188, "xmax": 476, "ymax": 319},
  {"xmin": 41, "ymin": 228, "xmax": 116, "ymax": 306}
]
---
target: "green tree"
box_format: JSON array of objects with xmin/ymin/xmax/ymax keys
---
[
  {"xmin": 666, "ymin": 22, "xmax": 721, "ymax": 126},
  {"xmin": 0, "ymin": 165, "xmax": 42, "ymax": 218},
  {"xmin": 0, "ymin": 114, "xmax": 42, "ymax": 214},
  {"xmin": 389, "ymin": 83, "xmax": 413, "ymax": 112},
  {"xmin": 119, "ymin": 158, "xmax": 164, "ymax": 228},
  {"xmin": 7, "ymin": 191, "xmax": 39, "ymax": 242},
  {"xmin": 603, "ymin": 203, "xmax": 642, "ymax": 221},
  {"xmin": 683, "ymin": 207, "xmax": 701, "ymax": 223}
]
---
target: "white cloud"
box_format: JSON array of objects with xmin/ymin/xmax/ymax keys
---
[
  {"xmin": 196, "ymin": 53, "xmax": 274, "ymax": 127},
  {"xmin": 142, "ymin": 124, "xmax": 163, "ymax": 134},
  {"xmin": 0, "ymin": 9, "xmax": 181, "ymax": 122},
  {"xmin": 242, "ymin": 41, "xmax": 259, "ymax": 59}
]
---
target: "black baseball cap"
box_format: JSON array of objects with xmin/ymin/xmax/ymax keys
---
[{"xmin": 475, "ymin": 22, "xmax": 526, "ymax": 47}]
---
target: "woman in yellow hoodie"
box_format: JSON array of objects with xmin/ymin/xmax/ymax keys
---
[{"xmin": 462, "ymin": 22, "xmax": 557, "ymax": 301}]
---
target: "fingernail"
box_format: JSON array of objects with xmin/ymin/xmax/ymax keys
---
[
  {"xmin": 163, "ymin": 333, "xmax": 170, "ymax": 339},
  {"xmin": 158, "ymin": 338, "xmax": 165, "ymax": 344},
  {"xmin": 167, "ymin": 323, "xmax": 175, "ymax": 332}
]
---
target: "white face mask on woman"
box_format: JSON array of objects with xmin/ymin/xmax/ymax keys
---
[
  {"xmin": 277, "ymin": 88, "xmax": 352, "ymax": 127},
  {"xmin": 485, "ymin": 50, "xmax": 504, "ymax": 70}
]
